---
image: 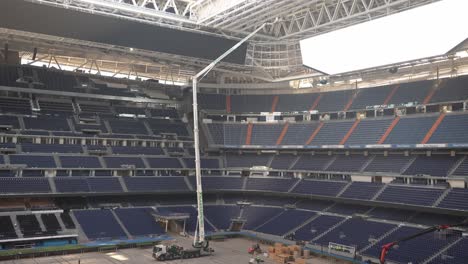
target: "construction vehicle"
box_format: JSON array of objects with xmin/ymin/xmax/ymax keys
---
[{"xmin": 152, "ymin": 242, "xmax": 213, "ymax": 261}]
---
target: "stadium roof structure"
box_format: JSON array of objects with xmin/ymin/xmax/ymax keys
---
[{"xmin": 0, "ymin": 0, "xmax": 467, "ymax": 85}]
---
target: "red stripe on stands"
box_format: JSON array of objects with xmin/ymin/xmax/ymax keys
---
[
  {"xmin": 306, "ymin": 122, "xmax": 324, "ymax": 145},
  {"xmin": 276, "ymin": 123, "xmax": 290, "ymax": 145},
  {"xmin": 378, "ymin": 116, "xmax": 400, "ymax": 144},
  {"xmin": 309, "ymin": 94, "xmax": 322, "ymax": 111},
  {"xmin": 271, "ymin": 95, "xmax": 279, "ymax": 113},
  {"xmin": 226, "ymin": 95, "xmax": 231, "ymax": 113},
  {"xmin": 343, "ymin": 94, "xmax": 355, "ymax": 112},
  {"xmin": 421, "ymin": 113, "xmax": 446, "ymax": 144},
  {"xmin": 383, "ymin": 85, "xmax": 400, "ymax": 105},
  {"xmin": 340, "ymin": 119, "xmax": 361, "ymax": 145},
  {"xmin": 423, "ymin": 82, "xmax": 440, "ymax": 105},
  {"xmin": 245, "ymin": 123, "xmax": 253, "ymax": 145}
]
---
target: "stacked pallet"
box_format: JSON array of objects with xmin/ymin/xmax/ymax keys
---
[{"xmin": 267, "ymin": 243, "xmax": 308, "ymax": 264}]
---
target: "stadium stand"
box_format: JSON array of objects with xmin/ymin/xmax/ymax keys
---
[
  {"xmin": 0, "ymin": 38, "xmax": 467, "ymax": 264},
  {"xmin": 114, "ymin": 207, "xmax": 164, "ymax": 237},
  {"xmin": 73, "ymin": 209, "xmax": 127, "ymax": 240}
]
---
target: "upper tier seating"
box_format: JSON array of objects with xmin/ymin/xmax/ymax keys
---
[
  {"xmin": 111, "ymin": 146, "xmax": 164, "ymax": 156},
  {"xmin": 428, "ymin": 113, "xmax": 468, "ymax": 144},
  {"xmin": 226, "ymin": 153, "xmax": 272, "ymax": 168},
  {"xmin": 87, "ymin": 177, "xmax": 123, "ymax": 192},
  {"xmin": 430, "ymin": 75, "xmax": 468, "ymax": 103},
  {"xmin": 54, "ymin": 178, "xmax": 90, "ymax": 193},
  {"xmin": 363, "ymin": 155, "xmax": 411, "ymax": 174},
  {"xmin": 349, "ymin": 85, "xmax": 394, "ymax": 110},
  {"xmin": 314, "ymin": 90, "xmax": 353, "ymax": 113},
  {"xmin": 376, "ymin": 185, "xmax": 444, "ymax": 206},
  {"xmin": 276, "ymin": 93, "xmax": 320, "ymax": 112},
  {"xmin": 149, "ymin": 108, "xmax": 179, "ymax": 119},
  {"xmin": 314, "ymin": 218, "xmax": 395, "ymax": 250},
  {"xmin": 339, "ymin": 182, "xmax": 383, "ymax": 200},
  {"xmin": 22, "ymin": 144, "xmax": 83, "ymax": 154},
  {"xmin": 409, "ymin": 212, "xmax": 466, "ymax": 226},
  {"xmin": 345, "ymin": 118, "xmax": 393, "ymax": 145},
  {"xmin": 206, "ymin": 112, "xmax": 468, "ymax": 147},
  {"xmin": 366, "ymin": 207, "xmax": 414, "ymax": 222},
  {"xmin": 198, "ymin": 76, "xmax": 467, "ymax": 113},
  {"xmin": 327, "ymin": 204, "xmax": 372, "ymax": 215},
  {"xmin": 114, "ymin": 208, "xmax": 164, "ymax": 237},
  {"xmin": 0, "ymin": 97, "xmax": 32, "ymax": 115},
  {"xmin": 295, "ymin": 215, "xmax": 344, "ymax": 242},
  {"xmin": 78, "ymin": 103, "xmax": 112, "ymax": 114},
  {"xmin": 0, "ymin": 178, "xmax": 51, "ymax": 193},
  {"xmin": 35, "ymin": 67, "xmax": 77, "ymax": 92},
  {"xmin": 38, "ymin": 100, "xmax": 74, "ymax": 115},
  {"xmin": 188, "ymin": 176, "xmax": 244, "ymax": 190},
  {"xmin": 295, "ymin": 200, "xmax": 334, "ymax": 211},
  {"xmin": 146, "ymin": 157, "xmax": 183, "ymax": 168},
  {"xmin": 250, "ymin": 124, "xmax": 284, "ymax": 145},
  {"xmin": 291, "ymin": 155, "xmax": 334, "ymax": 171},
  {"xmin": 403, "ymin": 155, "xmax": 461, "ymax": 177},
  {"xmin": 103, "ymin": 156, "xmax": 146, "ymax": 168},
  {"xmin": 437, "ymin": 188, "xmax": 468, "ymax": 211},
  {"xmin": 291, "ymin": 180, "xmax": 347, "ymax": 197},
  {"xmin": 270, "ymin": 154, "xmax": 297, "ymax": 170},
  {"xmin": 59, "ymin": 156, "xmax": 101, "ymax": 168},
  {"xmin": 206, "ymin": 123, "xmax": 224, "ymax": 145},
  {"xmin": 308, "ymin": 121, "xmax": 354, "ymax": 145},
  {"xmin": 384, "ymin": 115, "xmax": 438, "ymax": 144},
  {"xmin": 0, "ymin": 115, "xmax": 20, "ymax": 129},
  {"xmin": 114, "ymin": 106, "xmax": 146, "ymax": 116},
  {"xmin": 231, "ymin": 95, "xmax": 275, "ymax": 113},
  {"xmin": 123, "ymin": 177, "xmax": 188, "ymax": 192},
  {"xmin": 23, "ymin": 116, "xmax": 71, "ymax": 131},
  {"xmin": 246, "ymin": 177, "xmax": 298, "ymax": 192},
  {"xmin": 0, "ymin": 65, "xmax": 20, "ymax": 88},
  {"xmin": 10, "ymin": 155, "xmax": 56, "ymax": 168},
  {"xmin": 198, "ymin": 94, "xmax": 226, "ymax": 111},
  {"xmin": 147, "ymin": 119, "xmax": 189, "ymax": 137},
  {"xmin": 280, "ymin": 123, "xmax": 318, "ymax": 145},
  {"xmin": 223, "ymin": 123, "xmax": 248, "ymax": 145},
  {"xmin": 387, "ymin": 80, "xmax": 433, "ymax": 105},
  {"xmin": 255, "ymin": 209, "xmax": 316, "ymax": 236},
  {"xmin": 73, "ymin": 209, "xmax": 127, "ymax": 240},
  {"xmin": 107, "ymin": 118, "xmax": 148, "ymax": 135},
  {"xmin": 182, "ymin": 157, "xmax": 220, "ymax": 169},
  {"xmin": 326, "ymin": 155, "xmax": 370, "ymax": 172}
]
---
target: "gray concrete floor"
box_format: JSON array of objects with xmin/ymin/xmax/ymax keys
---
[{"xmin": 0, "ymin": 237, "xmax": 344, "ymax": 264}]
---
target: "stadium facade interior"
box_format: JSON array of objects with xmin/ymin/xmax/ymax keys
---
[{"xmin": 0, "ymin": 0, "xmax": 467, "ymax": 263}]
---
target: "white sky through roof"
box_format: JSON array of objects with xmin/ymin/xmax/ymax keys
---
[{"xmin": 300, "ymin": 0, "xmax": 468, "ymax": 75}]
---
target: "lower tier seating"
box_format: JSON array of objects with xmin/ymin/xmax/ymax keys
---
[{"xmin": 73, "ymin": 209, "xmax": 127, "ymax": 240}]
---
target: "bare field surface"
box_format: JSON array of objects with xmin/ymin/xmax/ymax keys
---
[{"xmin": 0, "ymin": 237, "xmax": 344, "ymax": 264}]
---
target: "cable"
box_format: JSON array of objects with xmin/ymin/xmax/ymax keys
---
[{"xmin": 379, "ymin": 219, "xmax": 468, "ymax": 264}]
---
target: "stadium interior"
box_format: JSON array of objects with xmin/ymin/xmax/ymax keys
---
[{"xmin": 0, "ymin": 0, "xmax": 467, "ymax": 264}]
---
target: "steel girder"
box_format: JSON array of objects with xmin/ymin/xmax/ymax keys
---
[
  {"xmin": 199, "ymin": 0, "xmax": 439, "ymax": 40},
  {"xmin": 0, "ymin": 27, "xmax": 277, "ymax": 83}
]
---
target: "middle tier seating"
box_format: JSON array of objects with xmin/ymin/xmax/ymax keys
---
[{"xmin": 205, "ymin": 112, "xmax": 468, "ymax": 147}]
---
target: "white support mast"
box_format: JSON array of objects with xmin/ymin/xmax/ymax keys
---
[{"xmin": 192, "ymin": 18, "xmax": 278, "ymax": 246}]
